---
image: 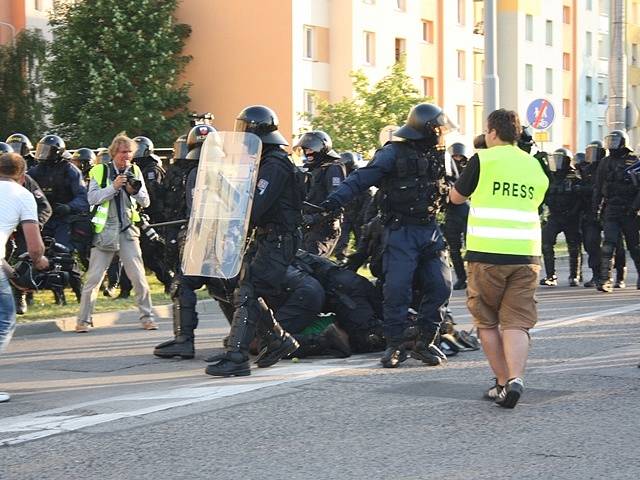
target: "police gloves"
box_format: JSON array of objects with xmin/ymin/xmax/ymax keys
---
[
  {"xmin": 319, "ymin": 197, "xmax": 342, "ymax": 213},
  {"xmin": 54, "ymin": 203, "xmax": 72, "ymax": 217}
]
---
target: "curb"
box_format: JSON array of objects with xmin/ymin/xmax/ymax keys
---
[{"xmin": 13, "ymin": 298, "xmax": 219, "ymax": 337}]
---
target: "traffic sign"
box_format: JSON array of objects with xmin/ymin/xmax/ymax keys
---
[
  {"xmin": 533, "ymin": 131, "xmax": 549, "ymax": 142},
  {"xmin": 526, "ymin": 98, "xmax": 555, "ymax": 130}
]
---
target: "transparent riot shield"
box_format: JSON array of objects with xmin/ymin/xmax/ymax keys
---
[{"xmin": 182, "ymin": 132, "xmax": 262, "ymax": 278}]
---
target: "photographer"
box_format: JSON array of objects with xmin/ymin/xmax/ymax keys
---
[{"xmin": 75, "ymin": 133, "xmax": 156, "ymax": 332}]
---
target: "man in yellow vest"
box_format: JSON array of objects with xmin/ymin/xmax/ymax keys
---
[
  {"xmin": 75, "ymin": 133, "xmax": 156, "ymax": 332},
  {"xmin": 449, "ymin": 109, "xmax": 549, "ymax": 409}
]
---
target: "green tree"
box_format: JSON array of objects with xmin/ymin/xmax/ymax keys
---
[
  {"xmin": 0, "ymin": 29, "xmax": 49, "ymax": 141},
  {"xmin": 46, "ymin": 0, "xmax": 192, "ymax": 147},
  {"xmin": 308, "ymin": 60, "xmax": 429, "ymax": 156}
]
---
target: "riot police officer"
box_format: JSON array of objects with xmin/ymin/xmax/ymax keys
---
[
  {"xmin": 5, "ymin": 133, "xmax": 36, "ymax": 168},
  {"xmin": 70, "ymin": 148, "xmax": 97, "ymax": 184},
  {"xmin": 539, "ymin": 148, "xmax": 583, "ymax": 286},
  {"xmin": 594, "ymin": 130, "xmax": 640, "ymax": 292},
  {"xmin": 296, "ymin": 131, "xmax": 346, "ymax": 257},
  {"xmin": 576, "ymin": 141, "xmax": 627, "ymax": 288},
  {"xmin": 204, "ymin": 105, "xmax": 303, "ymax": 377},
  {"xmin": 27, "ymin": 135, "xmax": 89, "ymax": 251},
  {"xmin": 0, "ymin": 142, "xmax": 13, "ymax": 154},
  {"xmin": 321, "ymin": 103, "xmax": 453, "ymax": 368},
  {"xmin": 444, "ymin": 142, "xmax": 470, "ymax": 290}
]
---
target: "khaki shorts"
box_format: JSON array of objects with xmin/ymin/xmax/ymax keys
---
[{"xmin": 466, "ymin": 262, "xmax": 540, "ymax": 331}]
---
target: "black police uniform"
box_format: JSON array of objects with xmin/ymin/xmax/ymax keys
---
[
  {"xmin": 594, "ymin": 147, "xmax": 640, "ymax": 291},
  {"xmin": 323, "ymin": 104, "xmax": 452, "ymax": 368},
  {"xmin": 540, "ymin": 165, "xmax": 583, "ymax": 286},
  {"xmin": 443, "ymin": 156, "xmax": 470, "ymax": 290},
  {"xmin": 205, "ymin": 143, "xmax": 305, "ymax": 376}
]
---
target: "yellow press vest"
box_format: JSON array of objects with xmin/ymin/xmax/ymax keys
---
[
  {"xmin": 89, "ymin": 163, "xmax": 142, "ymax": 233},
  {"xmin": 466, "ymin": 144, "xmax": 549, "ymax": 256}
]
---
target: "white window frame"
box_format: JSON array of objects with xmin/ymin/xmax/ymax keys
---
[{"xmin": 303, "ymin": 26, "xmax": 314, "ymax": 60}]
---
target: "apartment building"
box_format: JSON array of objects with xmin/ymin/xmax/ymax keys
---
[{"xmin": 0, "ymin": 0, "xmax": 54, "ymax": 45}]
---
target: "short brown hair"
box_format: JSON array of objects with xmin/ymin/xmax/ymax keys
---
[
  {"xmin": 487, "ymin": 109, "xmax": 521, "ymax": 144},
  {"xmin": 0, "ymin": 153, "xmax": 27, "ymax": 179},
  {"xmin": 108, "ymin": 131, "xmax": 135, "ymax": 158}
]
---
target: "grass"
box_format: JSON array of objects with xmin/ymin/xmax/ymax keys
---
[{"xmin": 17, "ymin": 275, "xmax": 209, "ymax": 323}]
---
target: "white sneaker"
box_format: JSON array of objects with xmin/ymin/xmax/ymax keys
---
[{"xmin": 0, "ymin": 391, "xmax": 10, "ymax": 403}]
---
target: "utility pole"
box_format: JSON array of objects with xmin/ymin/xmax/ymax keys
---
[
  {"xmin": 608, "ymin": 0, "xmax": 627, "ymax": 131},
  {"xmin": 483, "ymin": 0, "xmax": 499, "ymax": 119}
]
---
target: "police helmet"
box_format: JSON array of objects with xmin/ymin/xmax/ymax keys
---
[
  {"xmin": 71, "ymin": 148, "xmax": 97, "ymax": 173},
  {"xmin": 173, "ymin": 134, "xmax": 189, "ymax": 161},
  {"xmin": 550, "ymin": 147, "xmax": 573, "ymax": 172},
  {"xmin": 573, "ymin": 152, "xmax": 586, "ymax": 167},
  {"xmin": 186, "ymin": 124, "xmax": 217, "ymax": 161},
  {"xmin": 35, "ymin": 135, "xmax": 66, "ymax": 163},
  {"xmin": 0, "ymin": 142, "xmax": 14, "ymax": 154},
  {"xmin": 95, "ymin": 147, "xmax": 111, "ymax": 164},
  {"xmin": 517, "ymin": 126, "xmax": 535, "ymax": 153},
  {"xmin": 9, "ymin": 260, "xmax": 39, "ymax": 292},
  {"xmin": 448, "ymin": 142, "xmax": 470, "ymax": 159},
  {"xmin": 585, "ymin": 140, "xmax": 606, "ymax": 164},
  {"xmin": 133, "ymin": 136, "xmax": 154, "ymax": 159},
  {"xmin": 340, "ymin": 151, "xmax": 361, "ymax": 173},
  {"xmin": 294, "ymin": 131, "xmax": 340, "ymax": 167},
  {"xmin": 6, "ymin": 133, "xmax": 33, "ymax": 157},
  {"xmin": 603, "ymin": 130, "xmax": 630, "ymax": 152},
  {"xmin": 394, "ymin": 103, "xmax": 456, "ymax": 142},
  {"xmin": 235, "ymin": 105, "xmax": 288, "ymax": 146}
]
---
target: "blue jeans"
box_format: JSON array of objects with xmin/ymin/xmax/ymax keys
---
[{"xmin": 0, "ymin": 272, "xmax": 16, "ymax": 353}]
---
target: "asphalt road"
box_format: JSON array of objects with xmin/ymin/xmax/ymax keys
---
[{"xmin": 1, "ymin": 262, "xmax": 639, "ymax": 480}]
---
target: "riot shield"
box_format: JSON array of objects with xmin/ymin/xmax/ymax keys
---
[{"xmin": 182, "ymin": 132, "xmax": 262, "ymax": 278}]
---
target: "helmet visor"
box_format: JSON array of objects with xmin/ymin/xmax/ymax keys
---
[
  {"xmin": 7, "ymin": 142, "xmax": 24, "ymax": 154},
  {"xmin": 35, "ymin": 143, "xmax": 57, "ymax": 161},
  {"xmin": 550, "ymin": 153, "xmax": 568, "ymax": 172},
  {"xmin": 604, "ymin": 133, "xmax": 623, "ymax": 150},
  {"xmin": 434, "ymin": 113, "xmax": 458, "ymax": 136},
  {"xmin": 133, "ymin": 143, "xmax": 149, "ymax": 159},
  {"xmin": 294, "ymin": 133, "xmax": 324, "ymax": 153},
  {"xmin": 584, "ymin": 145, "xmax": 599, "ymax": 164}
]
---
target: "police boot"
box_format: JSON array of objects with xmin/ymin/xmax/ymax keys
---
[
  {"xmin": 293, "ymin": 324, "xmax": 352, "ymax": 358},
  {"xmin": 153, "ymin": 305, "xmax": 198, "ymax": 359},
  {"xmin": 380, "ymin": 326, "xmax": 415, "ymax": 368},
  {"xmin": 568, "ymin": 246, "xmax": 581, "ymax": 287},
  {"xmin": 254, "ymin": 299, "xmax": 299, "ymax": 368},
  {"xmin": 26, "ymin": 291, "xmax": 34, "ymax": 306},
  {"xmin": 540, "ymin": 244, "xmax": 557, "ymax": 286},
  {"xmin": 411, "ymin": 326, "xmax": 446, "ymax": 366},
  {"xmin": 597, "ymin": 246, "xmax": 614, "ymax": 293},
  {"xmin": 348, "ymin": 328, "xmax": 386, "ymax": 354},
  {"xmin": 584, "ymin": 268, "xmax": 600, "ymax": 288},
  {"xmin": 14, "ymin": 291, "xmax": 27, "ymax": 315},
  {"xmin": 614, "ymin": 266, "xmax": 627, "ymax": 289},
  {"xmin": 451, "ymin": 255, "xmax": 467, "ymax": 290}
]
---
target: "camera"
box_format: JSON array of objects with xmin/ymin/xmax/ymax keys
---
[{"xmin": 125, "ymin": 171, "xmax": 143, "ymax": 193}]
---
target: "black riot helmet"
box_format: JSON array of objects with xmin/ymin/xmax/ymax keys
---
[
  {"xmin": 517, "ymin": 126, "xmax": 535, "ymax": 153},
  {"xmin": 234, "ymin": 105, "xmax": 288, "ymax": 146},
  {"xmin": 9, "ymin": 259, "xmax": 38, "ymax": 292},
  {"xmin": 448, "ymin": 142, "xmax": 470, "ymax": 159},
  {"xmin": 0, "ymin": 142, "xmax": 14, "ymax": 154},
  {"xmin": 6, "ymin": 133, "xmax": 33, "ymax": 157},
  {"xmin": 133, "ymin": 136, "xmax": 154, "ymax": 159},
  {"xmin": 35, "ymin": 135, "xmax": 66, "ymax": 163},
  {"xmin": 585, "ymin": 139, "xmax": 606, "ymax": 164},
  {"xmin": 573, "ymin": 152, "xmax": 586, "ymax": 167},
  {"xmin": 294, "ymin": 130, "xmax": 340, "ymax": 168},
  {"xmin": 71, "ymin": 148, "xmax": 97, "ymax": 174},
  {"xmin": 550, "ymin": 147, "xmax": 573, "ymax": 172},
  {"xmin": 340, "ymin": 151, "xmax": 361, "ymax": 174},
  {"xmin": 173, "ymin": 134, "xmax": 189, "ymax": 161},
  {"xmin": 394, "ymin": 103, "xmax": 456, "ymax": 144},
  {"xmin": 603, "ymin": 129, "xmax": 631, "ymax": 154},
  {"xmin": 186, "ymin": 124, "xmax": 217, "ymax": 161}
]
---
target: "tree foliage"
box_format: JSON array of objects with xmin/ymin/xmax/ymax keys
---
[
  {"xmin": 307, "ymin": 60, "xmax": 429, "ymax": 156},
  {"xmin": 46, "ymin": 0, "xmax": 192, "ymax": 147},
  {"xmin": 0, "ymin": 29, "xmax": 48, "ymax": 141}
]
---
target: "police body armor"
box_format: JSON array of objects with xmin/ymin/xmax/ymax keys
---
[
  {"xmin": 163, "ymin": 159, "xmax": 197, "ymax": 221},
  {"xmin": 379, "ymin": 142, "xmax": 446, "ymax": 225},
  {"xmin": 135, "ymin": 156, "xmax": 166, "ymax": 221},
  {"xmin": 31, "ymin": 162, "xmax": 75, "ymax": 210},
  {"xmin": 602, "ymin": 154, "xmax": 640, "ymax": 216},
  {"xmin": 577, "ymin": 162, "xmax": 599, "ymax": 222},
  {"xmin": 546, "ymin": 171, "xmax": 580, "ymax": 217}
]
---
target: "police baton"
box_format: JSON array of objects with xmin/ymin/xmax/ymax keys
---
[{"xmin": 146, "ymin": 219, "xmax": 189, "ymax": 228}]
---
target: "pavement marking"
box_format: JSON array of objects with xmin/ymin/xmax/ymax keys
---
[{"xmin": 2, "ymin": 303, "xmax": 640, "ymax": 447}]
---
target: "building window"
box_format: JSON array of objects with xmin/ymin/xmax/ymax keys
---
[
  {"xmin": 304, "ymin": 90, "xmax": 316, "ymax": 116},
  {"xmin": 35, "ymin": 0, "xmax": 44, "ymax": 11},
  {"xmin": 586, "ymin": 76, "xmax": 593, "ymax": 102},
  {"xmin": 563, "ymin": 6, "xmax": 571, "ymax": 23},
  {"xmin": 303, "ymin": 26, "xmax": 314, "ymax": 60},
  {"xmin": 525, "ymin": 14, "xmax": 533, "ymax": 42},
  {"xmin": 563, "ymin": 98, "xmax": 571, "ymax": 117},
  {"xmin": 457, "ymin": 105, "xmax": 466, "ymax": 135},
  {"xmin": 458, "ymin": 0, "xmax": 466, "ymax": 25},
  {"xmin": 525, "ymin": 64, "xmax": 533, "ymax": 91},
  {"xmin": 598, "ymin": 124, "xmax": 604, "ymax": 140},
  {"xmin": 563, "ymin": 52, "xmax": 571, "ymax": 70},
  {"xmin": 586, "ymin": 32, "xmax": 593, "ymax": 57},
  {"xmin": 598, "ymin": 81, "xmax": 606, "ymax": 103},
  {"xmin": 473, "ymin": 2, "xmax": 484, "ymax": 34},
  {"xmin": 423, "ymin": 77, "xmax": 434, "ymax": 97},
  {"xmin": 422, "ymin": 20, "xmax": 434, "ymax": 43},
  {"xmin": 395, "ymin": 38, "xmax": 406, "ymax": 62},
  {"xmin": 587, "ymin": 0, "xmax": 593, "ymax": 10},
  {"xmin": 364, "ymin": 31, "xmax": 376, "ymax": 65},
  {"xmin": 545, "ymin": 68, "xmax": 553, "ymax": 94},
  {"xmin": 457, "ymin": 50, "xmax": 466, "ymax": 80},
  {"xmin": 599, "ymin": 35, "xmax": 607, "ymax": 58},
  {"xmin": 395, "ymin": 0, "xmax": 406, "ymax": 12},
  {"xmin": 632, "ymin": 43, "xmax": 639, "ymax": 65},
  {"xmin": 545, "ymin": 20, "xmax": 553, "ymax": 46},
  {"xmin": 586, "ymin": 121, "xmax": 593, "ymax": 142}
]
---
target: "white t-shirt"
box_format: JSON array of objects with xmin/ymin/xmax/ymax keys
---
[{"xmin": 0, "ymin": 179, "xmax": 39, "ymax": 259}]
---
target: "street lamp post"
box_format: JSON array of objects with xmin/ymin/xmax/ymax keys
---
[{"xmin": 0, "ymin": 21, "xmax": 16, "ymax": 46}]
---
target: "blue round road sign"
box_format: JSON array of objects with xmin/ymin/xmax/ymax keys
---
[{"xmin": 526, "ymin": 98, "xmax": 555, "ymax": 130}]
